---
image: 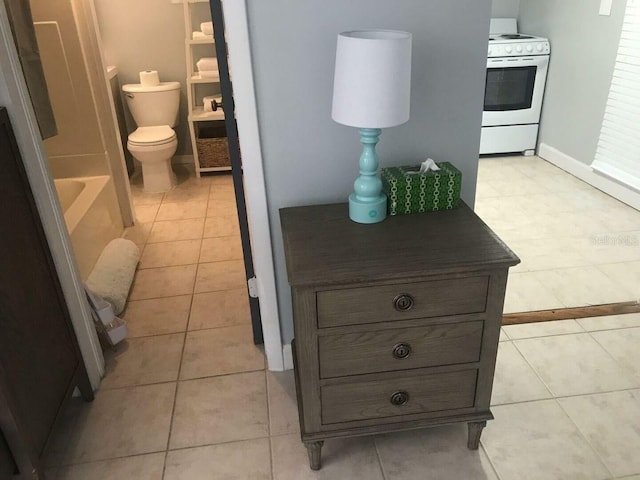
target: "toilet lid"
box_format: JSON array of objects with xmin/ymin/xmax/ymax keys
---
[{"xmin": 128, "ymin": 126, "xmax": 176, "ymax": 146}]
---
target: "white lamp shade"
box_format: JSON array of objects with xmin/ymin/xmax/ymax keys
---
[{"xmin": 332, "ymin": 30, "xmax": 412, "ymax": 129}]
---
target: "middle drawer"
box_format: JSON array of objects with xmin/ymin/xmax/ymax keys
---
[{"xmin": 319, "ymin": 320, "xmax": 483, "ymax": 379}]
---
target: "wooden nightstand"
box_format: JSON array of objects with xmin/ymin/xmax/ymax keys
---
[{"xmin": 280, "ymin": 202, "xmax": 519, "ymax": 470}]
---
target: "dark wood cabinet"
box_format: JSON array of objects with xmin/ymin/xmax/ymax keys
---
[
  {"xmin": 0, "ymin": 107, "xmax": 93, "ymax": 480},
  {"xmin": 280, "ymin": 202, "xmax": 519, "ymax": 470}
]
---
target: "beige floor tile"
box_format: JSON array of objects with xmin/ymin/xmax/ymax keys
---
[
  {"xmin": 169, "ymin": 372, "xmax": 268, "ymax": 449},
  {"xmin": 129, "ymin": 264, "xmax": 197, "ymax": 300},
  {"xmin": 101, "ymin": 334, "xmax": 184, "ymax": 389},
  {"xmin": 576, "ymin": 313, "xmax": 640, "ymax": 331},
  {"xmin": 267, "ymin": 370, "xmax": 300, "ymax": 436},
  {"xmin": 595, "ymin": 261, "xmax": 640, "ymax": 299},
  {"xmin": 580, "ymin": 236, "xmax": 640, "ymax": 265},
  {"xmin": 203, "ymin": 215, "xmax": 240, "ymax": 238},
  {"xmin": 535, "ymin": 266, "xmax": 635, "ymax": 307},
  {"xmin": 375, "ymin": 425, "xmax": 498, "ymax": 480},
  {"xmin": 591, "ymin": 327, "xmax": 640, "ymax": 379},
  {"xmin": 207, "ymin": 198, "xmax": 238, "ymax": 217},
  {"xmin": 503, "ymin": 319, "xmax": 584, "ymax": 340},
  {"xmin": 559, "ymin": 390, "xmax": 640, "ymax": 478},
  {"xmin": 64, "ymin": 383, "xmax": 175, "ymax": 464},
  {"xmin": 123, "ymin": 295, "xmax": 191, "ymax": 338},
  {"xmin": 164, "ymin": 438, "xmax": 271, "ymax": 480},
  {"xmin": 507, "ymin": 237, "xmax": 590, "ymax": 273},
  {"xmin": 210, "ymin": 174, "xmax": 233, "ymax": 186},
  {"xmin": 271, "ymin": 433, "xmax": 384, "ymax": 480},
  {"xmin": 163, "ymin": 184, "xmax": 210, "ymax": 203},
  {"xmin": 156, "ymin": 201, "xmax": 207, "ymax": 221},
  {"xmin": 180, "ymin": 325, "xmax": 264, "ymax": 380},
  {"xmin": 503, "ymin": 272, "xmax": 565, "ymax": 313},
  {"xmin": 491, "ymin": 341, "xmax": 551, "ymax": 406},
  {"xmin": 194, "ymin": 260, "xmax": 245, "ymax": 293},
  {"xmin": 188, "ymin": 289, "xmax": 250, "ymax": 330},
  {"xmin": 499, "ymin": 328, "xmax": 509, "ymax": 341},
  {"xmin": 209, "ymin": 186, "xmax": 235, "ymax": 203},
  {"xmin": 148, "ymin": 218, "xmax": 205, "ymax": 243},
  {"xmin": 135, "ymin": 204, "xmax": 160, "ymax": 223},
  {"xmin": 122, "ymin": 223, "xmax": 152, "ymax": 246},
  {"xmin": 139, "ymin": 239, "xmax": 201, "ymax": 269},
  {"xmin": 486, "ymin": 176, "xmax": 547, "ymax": 196},
  {"xmin": 514, "ymin": 333, "xmax": 638, "ymax": 396},
  {"xmin": 131, "ymin": 190, "xmax": 165, "ymax": 206},
  {"xmin": 45, "ymin": 399, "xmax": 83, "ymax": 467},
  {"xmin": 481, "ymin": 400, "xmax": 610, "ymax": 480},
  {"xmin": 57, "ymin": 453, "xmax": 165, "ymax": 480},
  {"xmin": 199, "ymin": 236, "xmax": 243, "ymax": 263}
]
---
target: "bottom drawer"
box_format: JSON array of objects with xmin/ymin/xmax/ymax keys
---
[{"xmin": 321, "ymin": 369, "xmax": 477, "ymax": 425}]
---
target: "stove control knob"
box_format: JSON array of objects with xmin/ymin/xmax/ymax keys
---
[
  {"xmin": 516, "ymin": 45, "xmax": 523, "ymax": 53},
  {"xmin": 505, "ymin": 45, "xmax": 513, "ymax": 53},
  {"xmin": 536, "ymin": 44, "xmax": 544, "ymax": 52},
  {"xmin": 526, "ymin": 44, "xmax": 534, "ymax": 52}
]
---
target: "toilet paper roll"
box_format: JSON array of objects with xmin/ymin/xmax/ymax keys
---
[
  {"xmin": 196, "ymin": 57, "xmax": 218, "ymax": 72},
  {"xmin": 203, "ymin": 96, "xmax": 219, "ymax": 112},
  {"xmin": 139, "ymin": 70, "xmax": 160, "ymax": 86},
  {"xmin": 201, "ymin": 22, "xmax": 214, "ymax": 36}
]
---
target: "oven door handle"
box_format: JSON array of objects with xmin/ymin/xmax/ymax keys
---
[{"xmin": 487, "ymin": 56, "xmax": 548, "ymax": 68}]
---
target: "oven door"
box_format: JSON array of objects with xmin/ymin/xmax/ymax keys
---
[{"xmin": 482, "ymin": 55, "xmax": 549, "ymax": 127}]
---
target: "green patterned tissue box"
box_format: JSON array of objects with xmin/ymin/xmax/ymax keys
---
[{"xmin": 381, "ymin": 162, "xmax": 462, "ymax": 215}]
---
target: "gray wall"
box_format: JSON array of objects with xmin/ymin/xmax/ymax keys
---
[
  {"xmin": 247, "ymin": 0, "xmax": 492, "ymax": 343},
  {"xmin": 491, "ymin": 0, "xmax": 520, "ymax": 18},
  {"xmin": 93, "ymin": 0, "xmax": 207, "ymax": 157},
  {"xmin": 519, "ymin": 0, "xmax": 626, "ymax": 164}
]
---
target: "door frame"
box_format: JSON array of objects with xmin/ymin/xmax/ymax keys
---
[
  {"xmin": 221, "ymin": 0, "xmax": 284, "ymax": 370},
  {"xmin": 0, "ymin": 1, "xmax": 104, "ymax": 388},
  {"xmin": 0, "ymin": 0, "xmax": 285, "ymax": 373}
]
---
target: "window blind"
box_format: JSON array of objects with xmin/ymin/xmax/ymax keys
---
[{"xmin": 592, "ymin": 0, "xmax": 640, "ymax": 191}]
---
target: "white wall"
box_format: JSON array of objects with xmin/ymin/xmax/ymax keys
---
[
  {"xmin": 93, "ymin": 0, "xmax": 201, "ymax": 157},
  {"xmin": 247, "ymin": 0, "xmax": 492, "ymax": 343},
  {"xmin": 519, "ymin": 0, "xmax": 627, "ymax": 164},
  {"xmin": 492, "ymin": 0, "xmax": 520, "ymax": 18}
]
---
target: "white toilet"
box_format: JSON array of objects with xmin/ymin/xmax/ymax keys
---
[{"xmin": 122, "ymin": 81, "xmax": 181, "ymax": 193}]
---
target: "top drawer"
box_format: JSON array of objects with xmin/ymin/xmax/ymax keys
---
[{"xmin": 317, "ymin": 276, "xmax": 488, "ymax": 328}]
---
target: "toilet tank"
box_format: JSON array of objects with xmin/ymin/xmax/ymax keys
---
[{"xmin": 122, "ymin": 81, "xmax": 181, "ymax": 127}]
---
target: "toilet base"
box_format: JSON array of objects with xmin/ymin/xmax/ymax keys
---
[{"xmin": 141, "ymin": 160, "xmax": 176, "ymax": 193}]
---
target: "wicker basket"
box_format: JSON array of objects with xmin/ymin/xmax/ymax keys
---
[{"xmin": 196, "ymin": 123, "xmax": 230, "ymax": 168}]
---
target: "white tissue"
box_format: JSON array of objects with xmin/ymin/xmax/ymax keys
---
[
  {"xmin": 201, "ymin": 21, "xmax": 214, "ymax": 35},
  {"xmin": 139, "ymin": 70, "xmax": 160, "ymax": 86},
  {"xmin": 406, "ymin": 158, "xmax": 441, "ymax": 175}
]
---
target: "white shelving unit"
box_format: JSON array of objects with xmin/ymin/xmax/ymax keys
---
[{"xmin": 182, "ymin": 0, "xmax": 230, "ymax": 176}]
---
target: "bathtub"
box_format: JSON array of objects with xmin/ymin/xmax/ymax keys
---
[{"xmin": 54, "ymin": 176, "xmax": 124, "ymax": 280}]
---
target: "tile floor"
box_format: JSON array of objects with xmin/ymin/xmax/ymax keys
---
[
  {"xmin": 475, "ymin": 155, "xmax": 640, "ymax": 313},
  {"xmin": 45, "ymin": 164, "xmax": 640, "ymax": 479}
]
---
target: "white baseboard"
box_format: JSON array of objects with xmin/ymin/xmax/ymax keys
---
[
  {"xmin": 282, "ymin": 343, "xmax": 294, "ymax": 371},
  {"xmin": 538, "ymin": 143, "xmax": 640, "ymax": 211}
]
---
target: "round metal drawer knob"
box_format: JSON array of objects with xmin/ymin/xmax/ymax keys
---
[
  {"xmin": 393, "ymin": 294, "xmax": 414, "ymax": 312},
  {"xmin": 390, "ymin": 391, "xmax": 410, "ymax": 406},
  {"xmin": 392, "ymin": 342, "xmax": 412, "ymax": 359}
]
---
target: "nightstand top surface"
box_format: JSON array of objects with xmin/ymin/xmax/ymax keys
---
[{"xmin": 280, "ymin": 202, "xmax": 520, "ymax": 286}]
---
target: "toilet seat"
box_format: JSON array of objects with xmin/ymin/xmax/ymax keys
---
[{"xmin": 128, "ymin": 126, "xmax": 176, "ymax": 146}]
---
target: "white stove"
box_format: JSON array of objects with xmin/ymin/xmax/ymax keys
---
[{"xmin": 480, "ymin": 19, "xmax": 551, "ymax": 155}]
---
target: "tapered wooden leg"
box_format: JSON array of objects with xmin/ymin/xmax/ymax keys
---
[
  {"xmin": 305, "ymin": 441, "xmax": 324, "ymax": 470},
  {"xmin": 467, "ymin": 421, "xmax": 486, "ymax": 450}
]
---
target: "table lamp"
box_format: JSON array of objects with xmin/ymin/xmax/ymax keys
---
[{"xmin": 331, "ymin": 30, "xmax": 412, "ymax": 224}]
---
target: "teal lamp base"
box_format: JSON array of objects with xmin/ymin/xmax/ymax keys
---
[
  {"xmin": 349, "ymin": 192, "xmax": 387, "ymax": 224},
  {"xmin": 349, "ymin": 128, "xmax": 387, "ymax": 224}
]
